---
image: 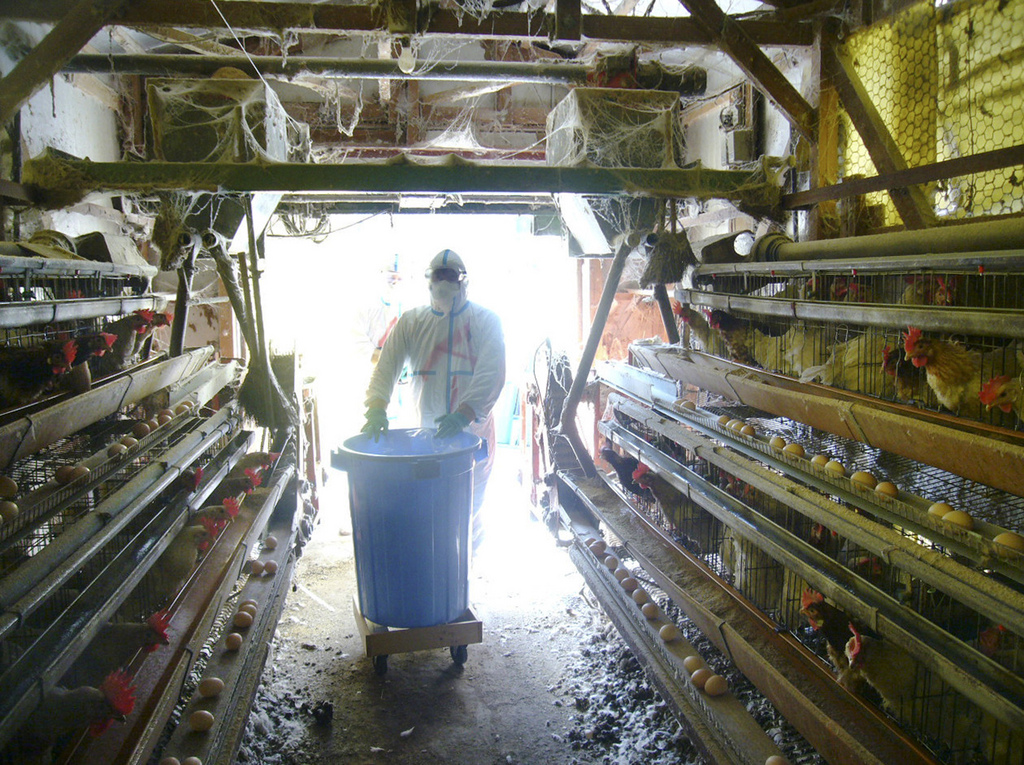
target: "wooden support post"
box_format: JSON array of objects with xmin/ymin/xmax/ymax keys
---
[
  {"xmin": 169, "ymin": 243, "xmax": 198, "ymax": 357},
  {"xmin": 0, "ymin": 0, "xmax": 129, "ymax": 127}
]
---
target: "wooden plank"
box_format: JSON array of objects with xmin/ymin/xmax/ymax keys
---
[
  {"xmin": 674, "ymin": 0, "xmax": 816, "ymax": 140},
  {"xmin": 555, "ymin": 0, "xmax": 582, "ymax": 41},
  {"xmin": 822, "ymin": 44, "xmax": 935, "ymax": 229},
  {"xmin": 353, "ymin": 597, "xmax": 483, "ymax": 657},
  {"xmin": 0, "ymin": 0, "xmax": 129, "ymax": 126},
  {"xmin": 783, "ymin": 143, "xmax": 1024, "ymax": 209}
]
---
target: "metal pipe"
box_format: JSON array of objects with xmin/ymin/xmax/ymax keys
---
[
  {"xmin": 64, "ymin": 53, "xmax": 589, "ymax": 84},
  {"xmin": 652, "ymin": 284, "xmax": 680, "ymax": 344},
  {"xmin": 558, "ymin": 242, "xmax": 632, "ymax": 477},
  {"xmin": 169, "ymin": 237, "xmax": 198, "ymax": 357},
  {"xmin": 753, "ymin": 217, "xmax": 1024, "ymax": 262}
]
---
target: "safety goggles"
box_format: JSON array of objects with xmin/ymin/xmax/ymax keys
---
[{"xmin": 426, "ymin": 267, "xmax": 466, "ymax": 283}]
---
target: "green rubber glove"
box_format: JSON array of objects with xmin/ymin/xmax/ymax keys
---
[
  {"xmin": 434, "ymin": 411, "xmax": 470, "ymax": 438},
  {"xmin": 361, "ymin": 407, "xmax": 389, "ymax": 441}
]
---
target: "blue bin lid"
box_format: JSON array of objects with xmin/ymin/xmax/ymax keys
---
[{"xmin": 341, "ymin": 428, "xmax": 481, "ymax": 462}]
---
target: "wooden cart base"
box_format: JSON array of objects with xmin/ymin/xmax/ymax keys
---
[{"xmin": 352, "ymin": 595, "xmax": 483, "ymax": 674}]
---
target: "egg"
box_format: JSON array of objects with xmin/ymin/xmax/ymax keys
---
[
  {"xmin": 603, "ymin": 555, "xmax": 619, "ymax": 571},
  {"xmin": 146, "ymin": 418, "xmax": 160, "ymax": 431},
  {"xmin": 0, "ymin": 476, "xmax": 18, "ymax": 499},
  {"xmin": 263, "ymin": 560, "xmax": 278, "ymax": 575},
  {"xmin": 249, "ymin": 560, "xmax": 264, "ymax": 576},
  {"xmin": 0, "ymin": 501, "xmax": 18, "ymax": 521},
  {"xmin": 108, "ymin": 443, "xmax": 128, "ymax": 457},
  {"xmin": 632, "ymin": 588, "xmax": 650, "ymax": 605},
  {"xmin": 55, "ymin": 465, "xmax": 77, "ymax": 484},
  {"xmin": 717, "ymin": 415, "xmax": 731, "ymax": 426},
  {"xmin": 159, "ymin": 408, "xmax": 175, "ymax": 418},
  {"xmin": 682, "ymin": 655, "xmax": 704, "ymax": 673},
  {"xmin": 824, "ymin": 460, "xmax": 846, "ymax": 477},
  {"xmin": 690, "ymin": 668, "xmax": 712, "ymax": 689},
  {"xmin": 850, "ymin": 471, "xmax": 877, "ymax": 489},
  {"xmin": 810, "ymin": 454, "xmax": 829, "ymax": 467},
  {"xmin": 928, "ymin": 502, "xmax": 954, "ymax": 517},
  {"xmin": 782, "ymin": 443, "xmax": 805, "ymax": 458},
  {"xmin": 740, "ymin": 425, "xmax": 756, "ymax": 437},
  {"xmin": 703, "ymin": 674, "xmax": 728, "ymax": 696},
  {"xmin": 613, "ymin": 567, "xmax": 630, "ymax": 581},
  {"xmin": 766, "ymin": 756, "xmax": 790, "ymax": 765},
  {"xmin": 641, "ymin": 603, "xmax": 659, "ymax": 619},
  {"xmin": 589, "ymin": 540, "xmax": 607, "ymax": 556},
  {"xmin": 584, "ymin": 537, "xmax": 597, "ymax": 546},
  {"xmin": 875, "ymin": 481, "xmax": 899, "ymax": 497},
  {"xmin": 620, "ymin": 577, "xmax": 639, "ymax": 592},
  {"xmin": 175, "ymin": 403, "xmax": 191, "ymax": 415},
  {"xmin": 225, "ymin": 633, "xmax": 243, "ymax": 651},
  {"xmin": 233, "ymin": 611, "xmax": 254, "ymax": 628},
  {"xmin": 678, "ymin": 400, "xmax": 696, "ymax": 411},
  {"xmin": 658, "ymin": 624, "xmax": 679, "ymax": 642},
  {"xmin": 71, "ymin": 465, "xmax": 90, "ymax": 481},
  {"xmin": 189, "ymin": 710, "xmax": 215, "ymax": 731},
  {"xmin": 159, "ymin": 758, "xmax": 181, "ymax": 765},
  {"xmin": 198, "ymin": 677, "xmax": 225, "ymax": 698},
  {"xmin": 239, "ymin": 599, "xmax": 258, "ymax": 609},
  {"xmin": 726, "ymin": 419, "xmax": 744, "ymax": 431},
  {"xmin": 942, "ymin": 510, "xmax": 975, "ymax": 530},
  {"xmin": 182, "ymin": 758, "xmax": 202, "ymax": 765},
  {"xmin": 993, "ymin": 532, "xmax": 1024, "ymax": 551},
  {"xmin": 158, "ymin": 414, "xmax": 173, "ymax": 426},
  {"xmin": 132, "ymin": 422, "xmax": 151, "ymax": 438},
  {"xmin": 768, "ymin": 436, "xmax": 786, "ymax": 450},
  {"xmin": 238, "ymin": 603, "xmax": 257, "ymax": 618},
  {"xmin": 120, "ymin": 436, "xmax": 139, "ymax": 448},
  {"xmin": 264, "ymin": 535, "xmax": 278, "ymax": 551}
]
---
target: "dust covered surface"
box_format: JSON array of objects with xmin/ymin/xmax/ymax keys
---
[{"xmin": 235, "ymin": 464, "xmax": 706, "ymax": 764}]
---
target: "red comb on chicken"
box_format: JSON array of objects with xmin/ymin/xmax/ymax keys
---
[
  {"xmin": 146, "ymin": 610, "xmax": 172, "ymax": 652},
  {"xmin": 89, "ymin": 670, "xmax": 136, "ymax": 736},
  {"xmin": 631, "ymin": 463, "xmax": 651, "ymax": 483},
  {"xmin": 223, "ymin": 497, "xmax": 240, "ymax": 518},
  {"xmin": 979, "ymin": 375, "xmax": 1015, "ymax": 412},
  {"xmin": 903, "ymin": 327, "xmax": 925, "ymax": 367}
]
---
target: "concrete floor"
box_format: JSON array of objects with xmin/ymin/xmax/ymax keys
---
[{"xmin": 237, "ymin": 449, "xmax": 690, "ymax": 765}]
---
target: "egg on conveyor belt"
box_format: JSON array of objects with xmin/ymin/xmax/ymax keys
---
[
  {"xmin": 0, "ymin": 476, "xmax": 17, "ymax": 499},
  {"xmin": 632, "ymin": 588, "xmax": 650, "ymax": 605},
  {"xmin": 740, "ymin": 424, "xmax": 756, "ymax": 437},
  {"xmin": 659, "ymin": 623, "xmax": 680, "ymax": 641},
  {"xmin": 726, "ymin": 419, "xmax": 744, "ymax": 431},
  {"xmin": 240, "ymin": 598, "xmax": 258, "ymax": 609},
  {"xmin": 942, "ymin": 510, "xmax": 975, "ymax": 530},
  {"xmin": 108, "ymin": 443, "xmax": 128, "ymax": 457},
  {"xmin": 641, "ymin": 603, "xmax": 659, "ymax": 619},
  {"xmin": 690, "ymin": 668, "xmax": 712, "ymax": 689},
  {"xmin": 603, "ymin": 555, "xmax": 619, "ymax": 571},
  {"xmin": 589, "ymin": 540, "xmax": 607, "ymax": 556},
  {"xmin": 620, "ymin": 577, "xmax": 639, "ymax": 592},
  {"xmin": 703, "ymin": 674, "xmax": 728, "ymax": 696},
  {"xmin": 769, "ymin": 436, "xmax": 786, "ymax": 450},
  {"xmin": 765, "ymin": 757, "xmax": 790, "ymax": 765},
  {"xmin": 613, "ymin": 567, "xmax": 630, "ymax": 581},
  {"xmin": 677, "ymin": 400, "xmax": 696, "ymax": 410},
  {"xmin": 132, "ymin": 422, "xmax": 151, "ymax": 438},
  {"xmin": 850, "ymin": 471, "xmax": 877, "ymax": 489},
  {"xmin": 159, "ymin": 758, "xmax": 181, "ymax": 765},
  {"xmin": 782, "ymin": 443, "xmax": 804, "ymax": 458},
  {"xmin": 928, "ymin": 502, "xmax": 955, "ymax": 517},
  {"xmin": 264, "ymin": 535, "xmax": 278, "ymax": 551},
  {"xmin": 875, "ymin": 481, "xmax": 898, "ymax": 497},
  {"xmin": 238, "ymin": 603, "xmax": 257, "ymax": 618},
  {"xmin": 182, "ymin": 758, "xmax": 203, "ymax": 765},
  {"xmin": 189, "ymin": 710, "xmax": 215, "ymax": 731},
  {"xmin": 824, "ymin": 460, "xmax": 846, "ymax": 476},
  {"xmin": 233, "ymin": 611, "xmax": 254, "ymax": 628},
  {"xmin": 198, "ymin": 677, "xmax": 225, "ymax": 698},
  {"xmin": 810, "ymin": 454, "xmax": 829, "ymax": 467},
  {"xmin": 0, "ymin": 501, "xmax": 18, "ymax": 521},
  {"xmin": 225, "ymin": 632, "xmax": 243, "ymax": 651},
  {"xmin": 993, "ymin": 532, "xmax": 1024, "ymax": 551},
  {"xmin": 263, "ymin": 560, "xmax": 278, "ymax": 575},
  {"xmin": 55, "ymin": 465, "xmax": 77, "ymax": 484},
  {"xmin": 682, "ymin": 655, "xmax": 703, "ymax": 673},
  {"xmin": 249, "ymin": 560, "xmax": 264, "ymax": 576},
  {"xmin": 717, "ymin": 415, "xmax": 731, "ymax": 426},
  {"xmin": 121, "ymin": 436, "xmax": 139, "ymax": 448}
]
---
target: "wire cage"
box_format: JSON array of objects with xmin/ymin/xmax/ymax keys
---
[
  {"xmin": 605, "ymin": 401, "xmax": 1024, "ymax": 764},
  {"xmin": 0, "ymin": 259, "xmax": 150, "ymax": 305}
]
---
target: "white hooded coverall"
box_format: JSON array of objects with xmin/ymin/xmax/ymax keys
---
[{"xmin": 365, "ymin": 252, "xmax": 505, "ymax": 548}]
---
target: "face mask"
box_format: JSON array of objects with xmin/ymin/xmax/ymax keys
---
[{"xmin": 430, "ymin": 281, "xmax": 461, "ymax": 312}]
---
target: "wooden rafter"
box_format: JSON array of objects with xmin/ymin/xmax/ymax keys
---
[
  {"xmin": 823, "ymin": 43, "xmax": 935, "ymax": 229},
  {"xmin": 0, "ymin": 0, "xmax": 130, "ymax": 127},
  {"xmin": 674, "ymin": 0, "xmax": 816, "ymax": 140},
  {"xmin": 5, "ymin": 0, "xmax": 814, "ymax": 47}
]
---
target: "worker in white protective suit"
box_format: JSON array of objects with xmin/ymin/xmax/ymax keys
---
[{"xmin": 362, "ymin": 249, "xmax": 506, "ymax": 551}]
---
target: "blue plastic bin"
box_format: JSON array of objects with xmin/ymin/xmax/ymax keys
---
[{"xmin": 336, "ymin": 428, "xmax": 480, "ymax": 628}]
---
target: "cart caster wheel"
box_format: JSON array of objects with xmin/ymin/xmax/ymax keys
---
[
  {"xmin": 450, "ymin": 645, "xmax": 468, "ymax": 665},
  {"xmin": 373, "ymin": 655, "xmax": 388, "ymax": 675}
]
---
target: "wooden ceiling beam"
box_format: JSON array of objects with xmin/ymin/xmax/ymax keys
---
[
  {"xmin": 674, "ymin": 0, "xmax": 816, "ymax": 140},
  {"xmin": 0, "ymin": 0, "xmax": 130, "ymax": 127},
  {"xmin": 822, "ymin": 42, "xmax": 935, "ymax": 229},
  {"xmin": 5, "ymin": 0, "xmax": 814, "ymax": 47}
]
